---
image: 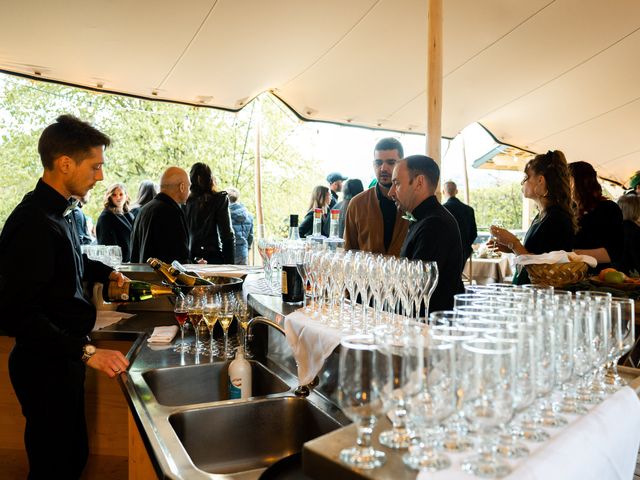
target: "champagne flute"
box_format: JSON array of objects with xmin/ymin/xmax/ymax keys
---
[
  {"xmin": 235, "ymin": 294, "xmax": 253, "ymax": 359},
  {"xmin": 338, "ymin": 335, "xmax": 387, "ymax": 470},
  {"xmin": 173, "ymin": 296, "xmax": 189, "ymax": 353},
  {"xmin": 187, "ymin": 292, "xmax": 205, "ymax": 355},
  {"xmin": 203, "ymin": 295, "xmax": 221, "ymax": 358},
  {"xmin": 219, "ymin": 295, "xmax": 235, "ymax": 359}
]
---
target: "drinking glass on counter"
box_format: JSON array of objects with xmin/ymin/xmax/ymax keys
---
[
  {"xmin": 337, "ymin": 335, "xmax": 387, "ymax": 470},
  {"xmin": 219, "ymin": 296, "xmax": 235, "ymax": 359},
  {"xmin": 235, "ymin": 294, "xmax": 252, "ymax": 359},
  {"xmin": 202, "ymin": 295, "xmax": 221, "ymax": 358},
  {"xmin": 173, "ymin": 296, "xmax": 189, "ymax": 353},
  {"xmin": 187, "ymin": 292, "xmax": 205, "ymax": 355}
]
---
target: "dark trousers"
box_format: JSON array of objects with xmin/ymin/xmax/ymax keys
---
[{"xmin": 9, "ymin": 345, "xmax": 88, "ymax": 480}]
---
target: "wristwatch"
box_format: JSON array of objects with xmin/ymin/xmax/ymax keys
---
[{"xmin": 81, "ymin": 344, "xmax": 96, "ymax": 363}]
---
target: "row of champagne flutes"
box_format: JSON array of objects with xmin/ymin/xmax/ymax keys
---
[
  {"xmin": 337, "ymin": 285, "xmax": 635, "ymax": 477},
  {"xmin": 296, "ymin": 247, "xmax": 439, "ymax": 332},
  {"xmin": 173, "ymin": 288, "xmax": 251, "ymax": 359}
]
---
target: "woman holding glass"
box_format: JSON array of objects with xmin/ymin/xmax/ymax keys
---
[
  {"xmin": 96, "ymin": 182, "xmax": 135, "ymax": 262},
  {"xmin": 490, "ymin": 150, "xmax": 576, "ymax": 284},
  {"xmin": 298, "ymin": 185, "xmax": 331, "ymax": 238}
]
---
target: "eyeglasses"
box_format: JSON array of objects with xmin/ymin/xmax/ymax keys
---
[{"xmin": 373, "ymin": 159, "xmax": 397, "ymax": 168}]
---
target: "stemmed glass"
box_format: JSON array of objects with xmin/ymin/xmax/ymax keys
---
[
  {"xmin": 173, "ymin": 295, "xmax": 189, "ymax": 353},
  {"xmin": 421, "ymin": 261, "xmax": 439, "ymax": 318},
  {"xmin": 187, "ymin": 293, "xmax": 205, "ymax": 355},
  {"xmin": 461, "ymin": 338, "xmax": 515, "ymax": 478},
  {"xmin": 337, "ymin": 335, "xmax": 387, "ymax": 470},
  {"xmin": 295, "ymin": 246, "xmax": 311, "ymax": 311},
  {"xmin": 235, "ymin": 294, "xmax": 252, "ymax": 359},
  {"xmin": 202, "ymin": 295, "xmax": 221, "ymax": 358},
  {"xmin": 604, "ymin": 297, "xmax": 635, "ymax": 389},
  {"xmin": 219, "ymin": 295, "xmax": 235, "ymax": 359}
]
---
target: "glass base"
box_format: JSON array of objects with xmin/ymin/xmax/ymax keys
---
[
  {"xmin": 378, "ymin": 427, "xmax": 411, "ymax": 449},
  {"xmin": 402, "ymin": 450, "xmax": 451, "ymax": 472},
  {"xmin": 442, "ymin": 433, "xmax": 474, "ymax": 452},
  {"xmin": 515, "ymin": 420, "xmax": 550, "ymax": 443},
  {"xmin": 496, "ymin": 439, "xmax": 529, "ymax": 459},
  {"xmin": 534, "ymin": 412, "xmax": 568, "ymax": 428},
  {"xmin": 339, "ymin": 446, "xmax": 386, "ymax": 470},
  {"xmin": 462, "ymin": 454, "xmax": 511, "ymax": 478}
]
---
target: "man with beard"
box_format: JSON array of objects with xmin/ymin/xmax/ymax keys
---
[{"xmin": 343, "ymin": 138, "xmax": 409, "ymax": 256}]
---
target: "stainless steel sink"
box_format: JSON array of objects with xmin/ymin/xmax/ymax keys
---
[
  {"xmin": 142, "ymin": 361, "xmax": 290, "ymax": 406},
  {"xmin": 169, "ymin": 396, "xmax": 342, "ymax": 475}
]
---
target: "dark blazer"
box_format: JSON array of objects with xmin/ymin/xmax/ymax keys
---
[
  {"xmin": 574, "ymin": 199, "xmax": 624, "ymax": 270},
  {"xmin": 621, "ymin": 220, "xmax": 640, "ymax": 275},
  {"xmin": 400, "ymin": 195, "xmax": 464, "ymax": 313},
  {"xmin": 129, "ymin": 193, "xmax": 190, "ymax": 264},
  {"xmin": 96, "ymin": 209, "xmax": 134, "ymax": 262},
  {"xmin": 185, "ymin": 191, "xmax": 235, "ymax": 264},
  {"xmin": 443, "ymin": 196, "xmax": 477, "ymax": 262}
]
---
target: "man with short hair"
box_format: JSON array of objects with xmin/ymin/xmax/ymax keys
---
[
  {"xmin": 343, "ymin": 138, "xmax": 409, "ymax": 255},
  {"xmin": 0, "ymin": 115, "xmax": 130, "ymax": 478},
  {"xmin": 326, "ymin": 172, "xmax": 347, "ymax": 209},
  {"xmin": 130, "ymin": 166, "xmax": 191, "ymax": 263},
  {"xmin": 442, "ymin": 180, "xmax": 477, "ymax": 262},
  {"xmin": 389, "ymin": 155, "xmax": 464, "ymax": 312}
]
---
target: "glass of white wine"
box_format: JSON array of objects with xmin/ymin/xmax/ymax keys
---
[
  {"xmin": 203, "ymin": 295, "xmax": 221, "ymax": 358},
  {"xmin": 219, "ymin": 295, "xmax": 235, "ymax": 359},
  {"xmin": 187, "ymin": 293, "xmax": 205, "ymax": 355},
  {"xmin": 235, "ymin": 295, "xmax": 252, "ymax": 359},
  {"xmin": 173, "ymin": 296, "xmax": 189, "ymax": 353}
]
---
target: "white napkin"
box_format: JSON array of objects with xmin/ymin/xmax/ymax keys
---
[
  {"xmin": 147, "ymin": 325, "xmax": 179, "ymax": 344},
  {"xmin": 283, "ymin": 310, "xmax": 342, "ymax": 386},
  {"xmin": 92, "ymin": 310, "xmax": 134, "ymax": 331},
  {"xmin": 515, "ymin": 250, "xmax": 597, "ymax": 268}
]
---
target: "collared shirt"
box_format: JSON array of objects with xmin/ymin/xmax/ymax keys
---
[
  {"xmin": 400, "ymin": 195, "xmax": 464, "ymax": 312},
  {"xmin": 375, "ymin": 184, "xmax": 397, "ymax": 252},
  {"xmin": 0, "ymin": 179, "xmax": 113, "ymax": 358}
]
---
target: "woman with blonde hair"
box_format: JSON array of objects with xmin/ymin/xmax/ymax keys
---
[
  {"xmin": 490, "ymin": 150, "xmax": 576, "ymax": 284},
  {"xmin": 96, "ymin": 182, "xmax": 135, "ymax": 262},
  {"xmin": 299, "ymin": 185, "xmax": 331, "ymax": 238}
]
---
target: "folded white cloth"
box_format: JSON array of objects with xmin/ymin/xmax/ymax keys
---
[
  {"xmin": 515, "ymin": 250, "xmax": 597, "ymax": 268},
  {"xmin": 93, "ymin": 311, "xmax": 134, "ymax": 331},
  {"xmin": 147, "ymin": 325, "xmax": 179, "ymax": 344},
  {"xmin": 284, "ymin": 310, "xmax": 342, "ymax": 386}
]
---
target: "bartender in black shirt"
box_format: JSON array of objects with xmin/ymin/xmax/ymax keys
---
[
  {"xmin": 389, "ymin": 155, "xmax": 464, "ymax": 312},
  {"xmin": 0, "ymin": 115, "xmax": 129, "ymax": 479}
]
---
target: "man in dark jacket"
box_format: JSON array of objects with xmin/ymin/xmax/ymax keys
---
[
  {"xmin": 129, "ymin": 167, "xmax": 191, "ymax": 264},
  {"xmin": 389, "ymin": 155, "xmax": 464, "ymax": 312},
  {"xmin": 442, "ymin": 180, "xmax": 477, "ymax": 262}
]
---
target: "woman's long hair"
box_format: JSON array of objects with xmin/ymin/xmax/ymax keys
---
[
  {"xmin": 568, "ymin": 161, "xmax": 605, "ymax": 217},
  {"xmin": 189, "ymin": 162, "xmax": 219, "ymax": 208},
  {"xmin": 134, "ymin": 180, "xmax": 157, "ymax": 207},
  {"xmin": 343, "ymin": 179, "xmax": 364, "ymax": 201},
  {"xmin": 525, "ymin": 150, "xmax": 577, "ymax": 232},
  {"xmin": 103, "ymin": 182, "xmax": 130, "ymax": 214},
  {"xmin": 308, "ymin": 185, "xmax": 330, "ymax": 212}
]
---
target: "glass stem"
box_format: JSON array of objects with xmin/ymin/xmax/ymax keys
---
[{"xmin": 356, "ymin": 420, "xmax": 375, "ymax": 449}]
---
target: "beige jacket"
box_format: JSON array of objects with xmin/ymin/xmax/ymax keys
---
[{"xmin": 343, "ymin": 187, "xmax": 409, "ymax": 256}]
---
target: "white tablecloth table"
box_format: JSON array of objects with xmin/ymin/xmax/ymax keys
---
[{"xmin": 465, "ymin": 255, "xmax": 513, "ymax": 285}]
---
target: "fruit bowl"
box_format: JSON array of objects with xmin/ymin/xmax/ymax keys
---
[{"xmin": 588, "ymin": 276, "xmax": 640, "ymax": 291}]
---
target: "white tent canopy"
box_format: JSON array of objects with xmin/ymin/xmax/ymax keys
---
[{"xmin": 1, "ymin": 0, "xmax": 638, "ymax": 183}]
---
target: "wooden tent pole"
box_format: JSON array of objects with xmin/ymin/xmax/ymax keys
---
[
  {"xmin": 426, "ymin": 0, "xmax": 443, "ymax": 194},
  {"xmin": 254, "ymin": 98, "xmax": 265, "ymax": 238}
]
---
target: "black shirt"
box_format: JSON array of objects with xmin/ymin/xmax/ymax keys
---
[
  {"xmin": 375, "ymin": 184, "xmax": 397, "ymax": 253},
  {"xmin": 0, "ymin": 179, "xmax": 113, "ymax": 358},
  {"xmin": 621, "ymin": 220, "xmax": 640, "ymax": 275},
  {"xmin": 514, "ymin": 205, "xmax": 575, "ymax": 284},
  {"xmin": 400, "ymin": 195, "xmax": 464, "ymax": 312},
  {"xmin": 130, "ymin": 192, "xmax": 190, "ymax": 264},
  {"xmin": 574, "ymin": 199, "xmax": 624, "ymax": 267}
]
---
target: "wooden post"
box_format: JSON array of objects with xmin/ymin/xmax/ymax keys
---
[
  {"xmin": 461, "ymin": 134, "xmax": 470, "ymax": 204},
  {"xmin": 426, "ymin": 0, "xmax": 443, "ymax": 196},
  {"xmin": 254, "ymin": 98, "xmax": 265, "ymax": 239}
]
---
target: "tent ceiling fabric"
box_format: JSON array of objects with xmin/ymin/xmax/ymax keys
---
[{"xmin": 0, "ymin": 0, "xmax": 638, "ymax": 182}]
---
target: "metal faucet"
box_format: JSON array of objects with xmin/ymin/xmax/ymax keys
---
[{"xmin": 245, "ymin": 315, "xmax": 318, "ymax": 397}]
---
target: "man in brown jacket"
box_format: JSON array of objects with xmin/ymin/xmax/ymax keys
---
[{"xmin": 343, "ymin": 138, "xmax": 409, "ymax": 256}]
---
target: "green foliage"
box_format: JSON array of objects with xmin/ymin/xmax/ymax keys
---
[
  {"xmin": 0, "ymin": 75, "xmax": 322, "ymax": 237},
  {"xmin": 469, "ymin": 182, "xmax": 523, "ymax": 230}
]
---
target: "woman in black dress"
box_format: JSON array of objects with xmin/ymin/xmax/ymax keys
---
[
  {"xmin": 617, "ymin": 193, "xmax": 640, "ymax": 275},
  {"xmin": 298, "ymin": 185, "xmax": 331, "ymax": 238},
  {"xmin": 96, "ymin": 182, "xmax": 135, "ymax": 262},
  {"xmin": 569, "ymin": 161, "xmax": 624, "ymax": 271},
  {"xmin": 185, "ymin": 163, "xmax": 235, "ymax": 264},
  {"xmin": 490, "ymin": 150, "xmax": 576, "ymax": 284}
]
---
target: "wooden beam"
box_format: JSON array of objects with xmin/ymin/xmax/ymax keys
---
[
  {"xmin": 254, "ymin": 99, "xmax": 265, "ymax": 238},
  {"xmin": 426, "ymin": 0, "xmax": 443, "ymax": 170}
]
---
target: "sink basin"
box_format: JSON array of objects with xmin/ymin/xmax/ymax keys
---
[
  {"xmin": 142, "ymin": 361, "xmax": 290, "ymax": 406},
  {"xmin": 169, "ymin": 397, "xmax": 342, "ymax": 474}
]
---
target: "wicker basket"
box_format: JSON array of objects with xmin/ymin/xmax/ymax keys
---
[{"xmin": 525, "ymin": 261, "xmax": 588, "ymax": 287}]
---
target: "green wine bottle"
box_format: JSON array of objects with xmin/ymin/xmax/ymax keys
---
[{"xmin": 107, "ymin": 280, "xmax": 175, "ymax": 302}]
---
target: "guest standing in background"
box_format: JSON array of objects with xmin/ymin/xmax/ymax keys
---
[
  {"xmin": 335, "ymin": 179, "xmax": 364, "ymax": 238},
  {"xmin": 96, "ymin": 183, "xmax": 135, "ymax": 262},
  {"xmin": 130, "ymin": 179, "xmax": 157, "ymax": 218},
  {"xmin": 490, "ymin": 150, "xmax": 576, "ymax": 285},
  {"xmin": 326, "ymin": 172, "xmax": 347, "ymax": 209},
  {"xmin": 185, "ymin": 163, "xmax": 235, "ymax": 264},
  {"xmin": 226, "ymin": 187, "xmax": 254, "ymax": 265},
  {"xmin": 569, "ymin": 161, "xmax": 623, "ymax": 271},
  {"xmin": 617, "ymin": 193, "xmax": 640, "ymax": 275},
  {"xmin": 71, "ymin": 193, "xmax": 94, "ymax": 245},
  {"xmin": 298, "ymin": 185, "xmax": 331, "ymax": 238},
  {"xmin": 442, "ymin": 180, "xmax": 477, "ymax": 263}
]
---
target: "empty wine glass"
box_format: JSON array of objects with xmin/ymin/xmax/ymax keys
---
[
  {"xmin": 337, "ymin": 335, "xmax": 387, "ymax": 470},
  {"xmin": 604, "ymin": 297, "xmax": 635, "ymax": 390}
]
